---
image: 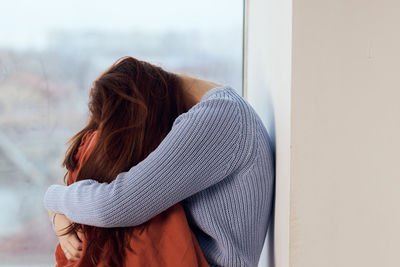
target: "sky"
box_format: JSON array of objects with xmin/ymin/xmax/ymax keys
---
[{"xmin": 0, "ymin": 0, "xmax": 243, "ymax": 50}]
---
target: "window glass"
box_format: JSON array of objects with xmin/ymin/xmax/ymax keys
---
[{"xmin": 0, "ymin": 0, "xmax": 243, "ymax": 265}]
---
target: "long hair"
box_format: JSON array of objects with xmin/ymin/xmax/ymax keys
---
[{"xmin": 60, "ymin": 56, "xmax": 189, "ymax": 266}]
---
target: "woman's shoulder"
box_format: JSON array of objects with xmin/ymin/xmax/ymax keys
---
[
  {"xmin": 81, "ymin": 130, "xmax": 97, "ymax": 147},
  {"xmin": 67, "ymin": 130, "xmax": 98, "ymax": 185},
  {"xmin": 76, "ymin": 131, "xmax": 98, "ymax": 160},
  {"xmin": 172, "ymin": 86, "xmax": 243, "ymax": 130},
  {"xmin": 199, "ymin": 85, "xmax": 255, "ymax": 119},
  {"xmin": 200, "ymin": 85, "xmax": 241, "ymax": 102},
  {"xmin": 69, "ymin": 131, "xmax": 97, "ymax": 170},
  {"xmin": 200, "ymin": 86, "xmax": 272, "ymax": 168}
]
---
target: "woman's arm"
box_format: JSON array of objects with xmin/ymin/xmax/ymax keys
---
[{"xmin": 44, "ymin": 97, "xmax": 245, "ymax": 227}]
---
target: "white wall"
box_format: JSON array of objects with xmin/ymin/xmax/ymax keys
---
[
  {"xmin": 245, "ymin": 0, "xmax": 292, "ymax": 266},
  {"xmin": 245, "ymin": 0, "xmax": 400, "ymax": 266},
  {"xmin": 291, "ymin": 0, "xmax": 400, "ymax": 266}
]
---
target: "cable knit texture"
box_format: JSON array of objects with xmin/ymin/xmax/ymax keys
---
[{"xmin": 44, "ymin": 85, "xmax": 275, "ymax": 267}]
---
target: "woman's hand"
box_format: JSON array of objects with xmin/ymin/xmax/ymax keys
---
[{"xmin": 54, "ymin": 213, "xmax": 83, "ymax": 261}]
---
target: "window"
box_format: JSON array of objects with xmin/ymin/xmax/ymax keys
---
[{"xmin": 0, "ymin": 0, "xmax": 244, "ymax": 265}]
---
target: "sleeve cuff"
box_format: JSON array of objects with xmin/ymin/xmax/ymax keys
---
[{"xmin": 43, "ymin": 184, "xmax": 67, "ymax": 214}]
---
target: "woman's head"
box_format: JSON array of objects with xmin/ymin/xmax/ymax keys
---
[
  {"xmin": 62, "ymin": 56, "xmax": 189, "ymax": 266},
  {"xmin": 65, "ymin": 56, "xmax": 188, "ymax": 180}
]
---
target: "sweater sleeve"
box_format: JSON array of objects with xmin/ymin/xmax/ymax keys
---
[{"xmin": 44, "ymin": 97, "xmax": 243, "ymax": 227}]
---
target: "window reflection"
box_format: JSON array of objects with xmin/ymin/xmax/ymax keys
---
[{"xmin": 0, "ymin": 0, "xmax": 243, "ymax": 264}]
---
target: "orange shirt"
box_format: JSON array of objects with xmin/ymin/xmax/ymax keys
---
[{"xmin": 55, "ymin": 131, "xmax": 209, "ymax": 267}]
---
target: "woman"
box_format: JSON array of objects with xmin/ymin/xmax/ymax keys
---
[
  {"xmin": 45, "ymin": 56, "xmax": 275, "ymax": 266},
  {"xmin": 48, "ymin": 56, "xmax": 209, "ymax": 266}
]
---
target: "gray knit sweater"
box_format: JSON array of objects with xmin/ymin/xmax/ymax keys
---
[{"xmin": 44, "ymin": 85, "xmax": 275, "ymax": 267}]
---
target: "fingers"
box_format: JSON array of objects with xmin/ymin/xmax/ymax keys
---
[
  {"xmin": 76, "ymin": 229, "xmax": 84, "ymax": 242},
  {"xmin": 54, "ymin": 214, "xmax": 73, "ymax": 236},
  {"xmin": 63, "ymin": 241, "xmax": 81, "ymax": 261},
  {"xmin": 68, "ymin": 233, "xmax": 83, "ymax": 251}
]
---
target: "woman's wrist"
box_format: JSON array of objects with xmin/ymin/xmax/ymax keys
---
[{"xmin": 51, "ymin": 212, "xmax": 57, "ymax": 232}]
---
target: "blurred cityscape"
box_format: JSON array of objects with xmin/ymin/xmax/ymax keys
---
[{"xmin": 0, "ymin": 27, "xmax": 242, "ymax": 265}]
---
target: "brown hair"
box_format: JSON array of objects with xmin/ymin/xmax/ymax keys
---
[{"xmin": 60, "ymin": 56, "xmax": 188, "ymax": 266}]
